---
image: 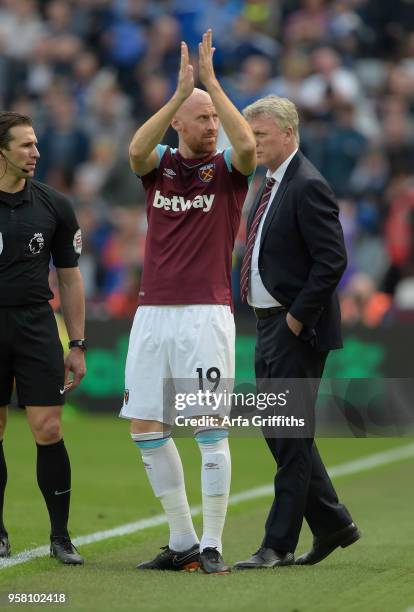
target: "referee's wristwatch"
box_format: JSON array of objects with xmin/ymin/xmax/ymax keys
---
[{"xmin": 68, "ymin": 339, "xmax": 87, "ymax": 351}]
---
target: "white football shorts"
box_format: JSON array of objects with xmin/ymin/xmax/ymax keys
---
[{"xmin": 120, "ymin": 305, "xmax": 235, "ymax": 424}]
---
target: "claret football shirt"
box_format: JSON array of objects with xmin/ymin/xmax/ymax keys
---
[{"xmin": 138, "ymin": 146, "xmax": 252, "ymax": 306}]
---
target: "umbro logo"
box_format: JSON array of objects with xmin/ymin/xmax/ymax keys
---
[{"xmin": 163, "ymin": 168, "xmax": 176, "ymax": 179}]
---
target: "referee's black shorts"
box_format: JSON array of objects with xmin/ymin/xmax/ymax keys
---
[{"xmin": 0, "ymin": 303, "xmax": 65, "ymax": 407}]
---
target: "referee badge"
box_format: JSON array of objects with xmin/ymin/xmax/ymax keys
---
[
  {"xmin": 199, "ymin": 163, "xmax": 215, "ymax": 183},
  {"xmin": 73, "ymin": 229, "xmax": 82, "ymax": 254},
  {"xmin": 28, "ymin": 232, "xmax": 45, "ymax": 254}
]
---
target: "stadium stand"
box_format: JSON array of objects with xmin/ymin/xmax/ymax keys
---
[{"xmin": 1, "ymin": 0, "xmax": 413, "ymax": 325}]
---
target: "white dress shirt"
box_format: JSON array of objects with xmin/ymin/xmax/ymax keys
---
[{"xmin": 248, "ymin": 148, "xmax": 298, "ymax": 307}]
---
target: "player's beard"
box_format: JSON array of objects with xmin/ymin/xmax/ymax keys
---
[
  {"xmin": 187, "ymin": 132, "xmax": 217, "ymax": 158},
  {"xmin": 198, "ymin": 139, "xmax": 217, "ymax": 157}
]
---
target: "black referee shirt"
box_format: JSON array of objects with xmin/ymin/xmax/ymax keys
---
[{"xmin": 0, "ymin": 179, "xmax": 81, "ymax": 306}]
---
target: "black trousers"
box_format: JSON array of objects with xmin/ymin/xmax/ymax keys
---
[{"xmin": 255, "ymin": 311, "xmax": 352, "ymax": 553}]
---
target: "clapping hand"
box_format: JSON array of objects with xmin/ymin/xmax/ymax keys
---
[
  {"xmin": 198, "ymin": 29, "xmax": 217, "ymax": 88},
  {"xmin": 176, "ymin": 41, "xmax": 194, "ymax": 102}
]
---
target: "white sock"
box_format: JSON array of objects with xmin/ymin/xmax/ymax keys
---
[
  {"xmin": 196, "ymin": 436, "xmax": 231, "ymax": 553},
  {"xmin": 137, "ymin": 438, "xmax": 199, "ymax": 552}
]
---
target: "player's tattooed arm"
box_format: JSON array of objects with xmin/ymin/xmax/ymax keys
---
[
  {"xmin": 129, "ymin": 41, "xmax": 194, "ymax": 176},
  {"xmin": 198, "ymin": 29, "xmax": 256, "ymax": 176}
]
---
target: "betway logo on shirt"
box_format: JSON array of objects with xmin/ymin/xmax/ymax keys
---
[{"xmin": 153, "ymin": 190, "xmax": 215, "ymax": 213}]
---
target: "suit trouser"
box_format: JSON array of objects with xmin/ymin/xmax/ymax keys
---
[{"xmin": 255, "ymin": 311, "xmax": 353, "ymax": 553}]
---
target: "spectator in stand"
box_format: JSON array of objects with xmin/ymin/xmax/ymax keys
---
[
  {"xmin": 45, "ymin": 0, "xmax": 76, "ymax": 37},
  {"xmin": 283, "ymin": 0, "xmax": 331, "ymax": 49},
  {"xmin": 299, "ymin": 46, "xmax": 360, "ymax": 115},
  {"xmin": 384, "ymin": 176, "xmax": 414, "ymax": 294},
  {"xmin": 222, "ymin": 55, "xmax": 274, "ymax": 110},
  {"xmin": 36, "ymin": 93, "xmax": 90, "ymax": 189},
  {"xmin": 221, "ymin": 14, "xmax": 280, "ymax": 73},
  {"xmin": 270, "ymin": 51, "xmax": 311, "ymax": 104},
  {"xmin": 101, "ymin": 6, "xmax": 147, "ymax": 93},
  {"xmin": 25, "ymin": 37, "xmax": 54, "ymax": 98},
  {"xmin": 0, "ymin": 0, "xmax": 44, "ymax": 61},
  {"xmin": 317, "ymin": 102, "xmax": 367, "ymax": 198},
  {"xmin": 140, "ymin": 15, "xmax": 182, "ymax": 86},
  {"xmin": 84, "ymin": 70, "xmax": 133, "ymax": 152},
  {"xmin": 71, "ymin": 50, "xmax": 100, "ymax": 115},
  {"xmin": 382, "ymin": 107, "xmax": 414, "ymax": 177}
]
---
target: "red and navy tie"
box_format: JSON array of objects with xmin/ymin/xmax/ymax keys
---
[{"xmin": 240, "ymin": 177, "xmax": 276, "ymax": 303}]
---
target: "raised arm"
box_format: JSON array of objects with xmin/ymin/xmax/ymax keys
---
[
  {"xmin": 129, "ymin": 42, "xmax": 194, "ymax": 176},
  {"xmin": 198, "ymin": 29, "xmax": 256, "ymax": 176}
]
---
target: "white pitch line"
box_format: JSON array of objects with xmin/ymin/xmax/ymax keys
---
[{"xmin": 1, "ymin": 442, "xmax": 414, "ymax": 570}]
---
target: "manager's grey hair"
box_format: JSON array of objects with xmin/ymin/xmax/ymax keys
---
[{"xmin": 243, "ymin": 95, "xmax": 300, "ymax": 145}]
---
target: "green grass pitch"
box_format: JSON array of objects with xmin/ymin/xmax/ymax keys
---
[{"xmin": 0, "ymin": 410, "xmax": 413, "ymax": 612}]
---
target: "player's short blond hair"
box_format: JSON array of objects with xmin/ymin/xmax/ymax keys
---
[{"xmin": 243, "ymin": 95, "xmax": 300, "ymax": 145}]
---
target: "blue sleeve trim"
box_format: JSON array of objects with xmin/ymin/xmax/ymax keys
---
[
  {"xmin": 156, "ymin": 144, "xmax": 168, "ymax": 165},
  {"xmin": 133, "ymin": 144, "xmax": 168, "ymax": 178},
  {"xmin": 224, "ymin": 148, "xmax": 255, "ymax": 185}
]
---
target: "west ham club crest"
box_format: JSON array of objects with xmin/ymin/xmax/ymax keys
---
[{"xmin": 198, "ymin": 163, "xmax": 215, "ymax": 183}]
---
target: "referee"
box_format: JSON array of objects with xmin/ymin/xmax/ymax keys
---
[{"xmin": 0, "ymin": 112, "xmax": 86, "ymax": 565}]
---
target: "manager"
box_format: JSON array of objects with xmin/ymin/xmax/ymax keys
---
[{"xmin": 235, "ymin": 96, "xmax": 360, "ymax": 569}]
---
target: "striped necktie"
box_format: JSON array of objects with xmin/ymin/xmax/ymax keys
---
[{"xmin": 240, "ymin": 177, "xmax": 276, "ymax": 303}]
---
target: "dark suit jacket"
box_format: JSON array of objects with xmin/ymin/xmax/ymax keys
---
[{"xmin": 248, "ymin": 150, "xmax": 347, "ymax": 351}]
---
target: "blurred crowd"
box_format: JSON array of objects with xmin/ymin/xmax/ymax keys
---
[{"xmin": 1, "ymin": 0, "xmax": 414, "ymax": 325}]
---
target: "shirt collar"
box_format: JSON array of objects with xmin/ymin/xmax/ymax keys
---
[
  {"xmin": 266, "ymin": 148, "xmax": 298, "ymax": 184},
  {"xmin": 175, "ymin": 150, "xmax": 217, "ymax": 168},
  {"xmin": 0, "ymin": 180, "xmax": 31, "ymax": 207}
]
